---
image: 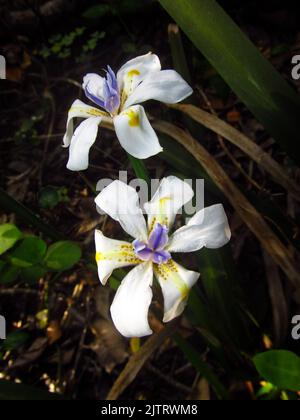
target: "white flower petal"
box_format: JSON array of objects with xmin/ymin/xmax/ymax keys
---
[
  {"xmin": 82, "ymin": 73, "xmax": 105, "ymax": 104},
  {"xmin": 167, "ymin": 204, "xmax": 231, "ymax": 253},
  {"xmin": 110, "ymin": 263, "xmax": 153, "ymax": 338},
  {"xmin": 117, "ymin": 53, "xmax": 161, "ymax": 97},
  {"xmin": 144, "ymin": 176, "xmax": 194, "ymax": 230},
  {"xmin": 125, "ymin": 70, "xmax": 193, "ymax": 109},
  {"xmin": 95, "ymin": 180, "xmax": 148, "ymax": 241},
  {"xmin": 154, "ymin": 260, "xmax": 200, "ymax": 323},
  {"xmin": 113, "ymin": 105, "xmax": 163, "ymax": 159},
  {"xmin": 66, "ymin": 116, "xmax": 101, "ymax": 171},
  {"xmin": 95, "ymin": 230, "xmax": 141, "ymax": 285},
  {"xmin": 63, "ymin": 99, "xmax": 104, "ymax": 147}
]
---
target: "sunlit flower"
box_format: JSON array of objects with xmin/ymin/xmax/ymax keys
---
[
  {"xmin": 94, "ymin": 176, "xmax": 231, "ymax": 338},
  {"xmin": 63, "ymin": 53, "xmax": 193, "ymax": 171}
]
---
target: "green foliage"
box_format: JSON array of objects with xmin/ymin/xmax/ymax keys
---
[
  {"xmin": 9, "ymin": 237, "xmax": 47, "ymax": 268},
  {"xmin": 38, "ymin": 27, "xmax": 106, "ymax": 62},
  {"xmin": 82, "ymin": 31, "xmax": 106, "ymax": 54},
  {"xmin": 0, "ymin": 224, "xmax": 22, "ymax": 256},
  {"xmin": 1, "ymin": 330, "xmax": 30, "ymax": 352},
  {"xmin": 0, "ymin": 224, "xmax": 81, "ymax": 284},
  {"xmin": 39, "ymin": 27, "xmax": 86, "ymax": 59},
  {"xmin": 0, "ymin": 265, "xmax": 20, "ymax": 285},
  {"xmin": 159, "ymin": 0, "xmax": 300, "ymax": 165},
  {"xmin": 82, "ymin": 5, "xmax": 111, "ymax": 20},
  {"xmin": 254, "ymin": 350, "xmax": 300, "ymax": 392},
  {"xmin": 45, "ymin": 241, "xmax": 82, "ymax": 272},
  {"xmin": 38, "ymin": 186, "xmax": 69, "ymax": 210}
]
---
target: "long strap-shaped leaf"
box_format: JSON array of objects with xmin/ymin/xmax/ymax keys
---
[
  {"xmin": 169, "ymin": 103, "xmax": 300, "ymax": 201},
  {"xmin": 159, "ymin": 0, "xmax": 300, "ymax": 165},
  {"xmin": 152, "ymin": 120, "xmax": 300, "ymax": 290}
]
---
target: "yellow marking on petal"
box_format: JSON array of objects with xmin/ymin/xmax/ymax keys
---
[
  {"xmin": 127, "ymin": 69, "xmax": 140, "ymax": 78},
  {"xmin": 95, "ymin": 246, "xmax": 141, "ymax": 265},
  {"xmin": 159, "ymin": 197, "xmax": 172, "ymax": 205},
  {"xmin": 154, "ymin": 260, "xmax": 190, "ymax": 300},
  {"xmin": 69, "ymin": 106, "xmax": 107, "ymax": 117},
  {"xmin": 95, "ymin": 252, "xmax": 102, "ymax": 263},
  {"xmin": 125, "ymin": 109, "xmax": 140, "ymax": 127}
]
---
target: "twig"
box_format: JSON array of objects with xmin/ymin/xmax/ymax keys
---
[
  {"xmin": 169, "ymin": 103, "xmax": 300, "ymax": 202},
  {"xmin": 198, "ymin": 88, "xmax": 264, "ymax": 192}
]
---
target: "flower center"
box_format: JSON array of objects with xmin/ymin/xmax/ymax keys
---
[
  {"xmin": 133, "ymin": 223, "xmax": 171, "ymax": 265},
  {"xmin": 84, "ymin": 66, "xmax": 120, "ymax": 116}
]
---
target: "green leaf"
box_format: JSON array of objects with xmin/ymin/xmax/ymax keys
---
[
  {"xmin": 2, "ymin": 330, "xmax": 30, "ymax": 351},
  {"xmin": 82, "ymin": 4, "xmax": 111, "ymax": 19},
  {"xmin": 45, "ymin": 241, "xmax": 81, "ymax": 271},
  {"xmin": 0, "ymin": 188, "xmax": 63, "ymax": 241},
  {"xmin": 174, "ymin": 334, "xmax": 229, "ymax": 400},
  {"xmin": 254, "ymin": 350, "xmax": 300, "ymax": 392},
  {"xmin": 127, "ymin": 154, "xmax": 150, "ymax": 184},
  {"xmin": 159, "ymin": 0, "xmax": 300, "ymax": 165},
  {"xmin": 0, "ymin": 224, "xmax": 22, "ymax": 255},
  {"xmin": 0, "ymin": 265, "xmax": 20, "ymax": 285},
  {"xmin": 20, "ymin": 265, "xmax": 47, "ymax": 284},
  {"xmin": 10, "ymin": 237, "xmax": 47, "ymax": 268}
]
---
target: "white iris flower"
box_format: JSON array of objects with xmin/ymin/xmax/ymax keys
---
[
  {"xmin": 94, "ymin": 176, "xmax": 231, "ymax": 338},
  {"xmin": 63, "ymin": 53, "xmax": 193, "ymax": 171}
]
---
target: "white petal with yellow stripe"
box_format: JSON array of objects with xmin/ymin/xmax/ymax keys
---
[
  {"xmin": 117, "ymin": 53, "xmax": 161, "ymax": 100},
  {"xmin": 95, "ymin": 230, "xmax": 141, "ymax": 285},
  {"xmin": 124, "ymin": 70, "xmax": 193, "ymax": 109},
  {"xmin": 113, "ymin": 105, "xmax": 163, "ymax": 159},
  {"xmin": 154, "ymin": 260, "xmax": 200, "ymax": 323},
  {"xmin": 63, "ymin": 99, "xmax": 105, "ymax": 147}
]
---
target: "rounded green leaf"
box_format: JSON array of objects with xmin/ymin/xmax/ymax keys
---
[
  {"xmin": 10, "ymin": 237, "xmax": 47, "ymax": 268},
  {"xmin": 0, "ymin": 264, "xmax": 20, "ymax": 285},
  {"xmin": 45, "ymin": 241, "xmax": 81, "ymax": 271},
  {"xmin": 0, "ymin": 224, "xmax": 22, "ymax": 255},
  {"xmin": 254, "ymin": 350, "xmax": 300, "ymax": 392},
  {"xmin": 20, "ymin": 265, "xmax": 47, "ymax": 284}
]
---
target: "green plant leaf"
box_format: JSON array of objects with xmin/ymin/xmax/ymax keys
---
[
  {"xmin": 0, "ymin": 224, "xmax": 22, "ymax": 256},
  {"xmin": 254, "ymin": 350, "xmax": 300, "ymax": 392},
  {"xmin": 0, "ymin": 265, "xmax": 20, "ymax": 285},
  {"xmin": 159, "ymin": 0, "xmax": 300, "ymax": 165},
  {"xmin": 20, "ymin": 265, "xmax": 47, "ymax": 284},
  {"xmin": 174, "ymin": 334, "xmax": 229, "ymax": 400},
  {"xmin": 0, "ymin": 188, "xmax": 63, "ymax": 241},
  {"xmin": 10, "ymin": 237, "xmax": 47, "ymax": 268},
  {"xmin": 82, "ymin": 4, "xmax": 111, "ymax": 19},
  {"xmin": 1, "ymin": 330, "xmax": 30, "ymax": 351},
  {"xmin": 45, "ymin": 241, "xmax": 81, "ymax": 271}
]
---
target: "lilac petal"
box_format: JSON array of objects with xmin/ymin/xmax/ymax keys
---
[
  {"xmin": 148, "ymin": 223, "xmax": 169, "ymax": 251},
  {"xmin": 84, "ymin": 83, "xmax": 105, "ymax": 109},
  {"xmin": 133, "ymin": 240, "xmax": 153, "ymax": 261},
  {"xmin": 107, "ymin": 66, "xmax": 118, "ymax": 91},
  {"xmin": 133, "ymin": 239, "xmax": 147, "ymax": 253},
  {"xmin": 152, "ymin": 250, "xmax": 171, "ymax": 265},
  {"xmin": 102, "ymin": 68, "xmax": 120, "ymax": 114},
  {"xmin": 136, "ymin": 247, "xmax": 153, "ymax": 262}
]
